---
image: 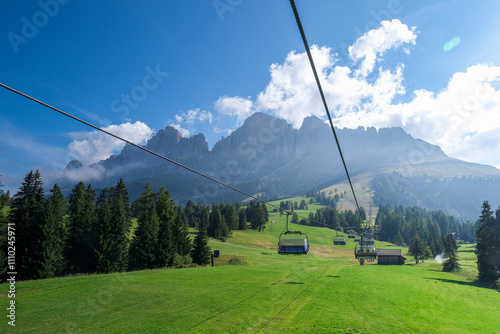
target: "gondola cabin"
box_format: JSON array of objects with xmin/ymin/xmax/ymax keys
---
[
  {"xmin": 334, "ymin": 237, "xmax": 347, "ymax": 245},
  {"xmin": 348, "ymin": 233, "xmax": 356, "ymax": 238},
  {"xmin": 278, "ymin": 237, "xmax": 309, "ymax": 254}
]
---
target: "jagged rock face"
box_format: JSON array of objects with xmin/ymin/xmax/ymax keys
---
[
  {"xmin": 211, "ymin": 113, "xmax": 296, "ymax": 178},
  {"xmin": 146, "ymin": 127, "xmax": 209, "ymax": 158},
  {"xmin": 61, "ymin": 112, "xmax": 498, "ymax": 204}
]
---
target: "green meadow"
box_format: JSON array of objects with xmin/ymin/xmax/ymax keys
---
[{"xmin": 1, "ymin": 212, "xmax": 499, "ymax": 333}]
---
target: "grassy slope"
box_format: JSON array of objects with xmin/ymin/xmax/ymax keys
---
[{"xmin": 1, "ymin": 213, "xmax": 498, "ymax": 334}]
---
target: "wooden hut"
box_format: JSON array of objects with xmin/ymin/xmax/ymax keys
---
[{"xmin": 377, "ymin": 249, "xmax": 406, "ymax": 265}]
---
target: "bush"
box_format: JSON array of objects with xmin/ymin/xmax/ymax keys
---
[
  {"xmin": 172, "ymin": 254, "xmax": 193, "ymax": 268},
  {"xmin": 496, "ymin": 278, "xmax": 500, "ymax": 291},
  {"xmin": 228, "ymin": 257, "xmax": 248, "ymax": 266}
]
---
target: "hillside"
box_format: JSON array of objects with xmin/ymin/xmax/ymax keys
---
[{"xmin": 2, "ymin": 216, "xmax": 498, "ymax": 333}]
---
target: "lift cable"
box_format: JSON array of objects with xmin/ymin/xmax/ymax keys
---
[
  {"xmin": 0, "ymin": 81, "xmax": 337, "ymax": 227},
  {"xmin": 289, "ymin": 0, "xmax": 363, "ymax": 220}
]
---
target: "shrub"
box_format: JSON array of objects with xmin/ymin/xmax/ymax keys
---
[{"xmin": 172, "ymin": 254, "xmax": 193, "ymax": 268}]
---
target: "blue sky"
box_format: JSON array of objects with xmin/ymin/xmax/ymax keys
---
[{"xmin": 2, "ymin": 0, "xmax": 500, "ymax": 192}]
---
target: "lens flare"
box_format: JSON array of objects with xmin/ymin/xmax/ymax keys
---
[{"xmin": 443, "ymin": 36, "xmax": 461, "ymax": 51}]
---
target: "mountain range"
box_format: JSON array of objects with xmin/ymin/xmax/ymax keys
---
[{"xmin": 60, "ymin": 112, "xmax": 500, "ymax": 220}]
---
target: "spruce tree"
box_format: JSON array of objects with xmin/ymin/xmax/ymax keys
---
[
  {"xmin": 251, "ymin": 202, "xmax": 267, "ymax": 231},
  {"xmin": 191, "ymin": 211, "xmax": 211, "ymax": 266},
  {"xmin": 238, "ymin": 209, "xmax": 247, "ymax": 230},
  {"xmin": 172, "ymin": 215, "xmax": 192, "ymax": 256},
  {"xmin": 95, "ymin": 188, "xmax": 114, "ymax": 273},
  {"xmin": 66, "ymin": 182, "xmax": 97, "ymax": 274},
  {"xmin": 408, "ymin": 232, "xmax": 432, "ymax": 264},
  {"xmin": 129, "ymin": 182, "xmax": 159, "ymax": 270},
  {"xmin": 442, "ymin": 233, "xmax": 461, "ymax": 272},
  {"xmin": 208, "ymin": 207, "xmax": 228, "ymax": 240},
  {"xmin": 475, "ymin": 201, "xmax": 499, "ymax": 284},
  {"xmin": 111, "ymin": 179, "xmax": 131, "ymax": 271},
  {"xmin": 42, "ymin": 184, "xmax": 67, "ymax": 277},
  {"xmin": 222, "ymin": 204, "xmax": 239, "ymax": 231},
  {"xmin": 9, "ymin": 170, "xmax": 47, "ymax": 280},
  {"xmin": 394, "ymin": 230, "xmax": 405, "ymax": 247},
  {"xmin": 156, "ymin": 187, "xmax": 175, "ymax": 267}
]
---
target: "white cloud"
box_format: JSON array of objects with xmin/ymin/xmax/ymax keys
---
[
  {"xmin": 254, "ymin": 43, "xmax": 407, "ymax": 128},
  {"xmin": 329, "ymin": 64, "xmax": 500, "ymax": 168},
  {"xmin": 348, "ymin": 19, "xmax": 417, "ymax": 77},
  {"xmin": 183, "ymin": 108, "xmax": 213, "ymax": 124},
  {"xmin": 68, "ymin": 121, "xmax": 154, "ymax": 165},
  {"xmin": 256, "ymin": 45, "xmax": 337, "ymax": 128},
  {"xmin": 60, "ymin": 162, "xmax": 145, "ymax": 184},
  {"xmin": 214, "ymin": 96, "xmax": 254, "ymax": 123},
  {"xmin": 169, "ymin": 108, "xmax": 213, "ymax": 137},
  {"xmin": 211, "ymin": 19, "xmax": 500, "ymax": 168}
]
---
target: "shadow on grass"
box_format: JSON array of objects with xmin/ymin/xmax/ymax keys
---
[
  {"xmin": 326, "ymin": 275, "xmax": 340, "ymax": 278},
  {"xmin": 424, "ymin": 277, "xmax": 496, "ymax": 290}
]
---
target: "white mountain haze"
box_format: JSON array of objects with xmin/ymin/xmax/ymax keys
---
[{"xmin": 59, "ymin": 113, "xmax": 500, "ymax": 220}]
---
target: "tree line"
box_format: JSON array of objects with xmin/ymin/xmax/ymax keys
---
[
  {"xmin": 300, "ymin": 206, "xmax": 366, "ymax": 230},
  {"xmin": 0, "ymin": 170, "xmax": 275, "ymax": 281},
  {"xmin": 377, "ymin": 202, "xmax": 500, "ymax": 287},
  {"xmin": 376, "ymin": 205, "xmax": 475, "ymax": 256}
]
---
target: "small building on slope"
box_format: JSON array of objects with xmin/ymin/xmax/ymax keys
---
[{"xmin": 377, "ymin": 249, "xmax": 406, "ymax": 265}]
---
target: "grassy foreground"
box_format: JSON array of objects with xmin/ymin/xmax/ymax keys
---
[{"xmin": 1, "ymin": 216, "xmax": 499, "ymax": 333}]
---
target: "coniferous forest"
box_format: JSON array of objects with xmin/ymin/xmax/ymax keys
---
[
  {"xmin": 1, "ymin": 170, "xmax": 499, "ymax": 289},
  {"xmin": 0, "ymin": 170, "xmax": 274, "ymax": 281}
]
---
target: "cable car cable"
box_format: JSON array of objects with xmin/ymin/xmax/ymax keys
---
[
  {"xmin": 0, "ymin": 81, "xmax": 331, "ymax": 227},
  {"xmin": 0, "ymin": 82, "xmax": 282, "ymax": 210},
  {"xmin": 288, "ymin": 0, "xmax": 362, "ymax": 220}
]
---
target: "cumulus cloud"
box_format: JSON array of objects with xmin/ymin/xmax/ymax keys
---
[
  {"xmin": 255, "ymin": 45, "xmax": 338, "ymax": 128},
  {"xmin": 254, "ymin": 44, "xmax": 407, "ymax": 128},
  {"xmin": 214, "ymin": 96, "xmax": 254, "ymax": 123},
  {"xmin": 175, "ymin": 108, "xmax": 213, "ymax": 125},
  {"xmin": 348, "ymin": 19, "xmax": 417, "ymax": 77},
  {"xmin": 211, "ymin": 19, "xmax": 500, "ymax": 167},
  {"xmin": 169, "ymin": 108, "xmax": 213, "ymax": 137},
  {"xmin": 68, "ymin": 121, "xmax": 154, "ymax": 165}
]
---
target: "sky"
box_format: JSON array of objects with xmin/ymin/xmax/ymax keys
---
[{"xmin": 1, "ymin": 0, "xmax": 500, "ymax": 192}]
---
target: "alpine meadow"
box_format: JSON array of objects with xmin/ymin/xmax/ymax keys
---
[{"xmin": 2, "ymin": 1, "xmax": 500, "ymax": 333}]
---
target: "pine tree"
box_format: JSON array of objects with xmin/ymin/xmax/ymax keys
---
[
  {"xmin": 129, "ymin": 182, "xmax": 159, "ymax": 270},
  {"xmin": 394, "ymin": 230, "xmax": 405, "ymax": 247},
  {"xmin": 442, "ymin": 233, "xmax": 461, "ymax": 272},
  {"xmin": 238, "ymin": 209, "xmax": 247, "ymax": 230},
  {"xmin": 66, "ymin": 182, "xmax": 97, "ymax": 274},
  {"xmin": 408, "ymin": 232, "xmax": 431, "ymax": 264},
  {"xmin": 9, "ymin": 170, "xmax": 47, "ymax": 280},
  {"xmin": 41, "ymin": 184, "xmax": 67, "ymax": 277},
  {"xmin": 95, "ymin": 188, "xmax": 113, "ymax": 273},
  {"xmin": 222, "ymin": 204, "xmax": 239, "ymax": 231},
  {"xmin": 475, "ymin": 201, "xmax": 499, "ymax": 284},
  {"xmin": 172, "ymin": 215, "xmax": 192, "ymax": 256},
  {"xmin": 251, "ymin": 202, "xmax": 267, "ymax": 231},
  {"xmin": 208, "ymin": 207, "xmax": 228, "ymax": 240},
  {"xmin": 156, "ymin": 187, "xmax": 175, "ymax": 267},
  {"xmin": 109, "ymin": 183, "xmax": 131, "ymax": 272},
  {"xmin": 191, "ymin": 211, "xmax": 211, "ymax": 266}
]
